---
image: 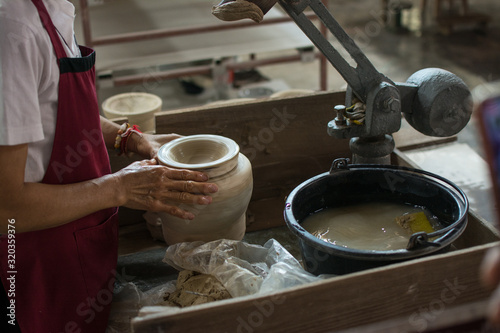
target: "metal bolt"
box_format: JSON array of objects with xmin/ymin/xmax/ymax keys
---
[
  {"xmin": 384, "ymin": 97, "xmax": 401, "ymax": 113},
  {"xmin": 334, "ymin": 105, "xmax": 346, "ymax": 125}
]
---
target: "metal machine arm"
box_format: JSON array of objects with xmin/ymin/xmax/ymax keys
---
[
  {"xmin": 280, "ymin": 0, "xmax": 389, "ymax": 104},
  {"xmin": 213, "ymin": 0, "xmax": 473, "ymax": 164}
]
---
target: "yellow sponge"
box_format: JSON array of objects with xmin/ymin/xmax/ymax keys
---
[{"xmin": 395, "ymin": 211, "xmax": 435, "ymax": 234}]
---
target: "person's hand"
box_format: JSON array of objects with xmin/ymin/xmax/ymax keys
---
[
  {"xmin": 480, "ymin": 245, "xmax": 500, "ymax": 326},
  {"xmin": 113, "ymin": 159, "xmax": 218, "ymax": 219},
  {"xmin": 129, "ymin": 132, "xmax": 182, "ymax": 160}
]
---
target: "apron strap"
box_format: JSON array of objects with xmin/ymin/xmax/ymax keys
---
[{"xmin": 30, "ymin": 0, "xmax": 69, "ymax": 60}]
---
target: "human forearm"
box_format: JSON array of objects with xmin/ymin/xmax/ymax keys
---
[
  {"xmin": 100, "ymin": 115, "xmax": 182, "ymax": 159},
  {"xmin": 0, "ymin": 144, "xmax": 218, "ymax": 233},
  {"xmin": 100, "ymin": 115, "xmax": 121, "ymax": 149},
  {"xmin": 1, "ymin": 173, "xmax": 120, "ymax": 233}
]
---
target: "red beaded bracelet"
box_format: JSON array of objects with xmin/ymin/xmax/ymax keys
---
[{"xmin": 114, "ymin": 123, "xmax": 142, "ymax": 155}]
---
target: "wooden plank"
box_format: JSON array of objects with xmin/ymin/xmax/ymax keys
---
[
  {"xmin": 403, "ymin": 142, "xmax": 497, "ymax": 224},
  {"xmin": 155, "ymin": 91, "xmax": 351, "ymax": 197},
  {"xmin": 246, "ymin": 197, "xmax": 286, "ymax": 232},
  {"xmin": 131, "ymin": 239, "xmax": 499, "ymax": 333},
  {"xmin": 118, "ymin": 221, "xmax": 165, "ymax": 256},
  {"xmin": 453, "ymin": 209, "xmax": 499, "ymax": 249},
  {"xmin": 336, "ymin": 300, "xmax": 490, "ymax": 332},
  {"xmin": 155, "ymin": 91, "xmax": 348, "ymax": 164},
  {"xmin": 393, "ymin": 119, "xmax": 457, "ymax": 151}
]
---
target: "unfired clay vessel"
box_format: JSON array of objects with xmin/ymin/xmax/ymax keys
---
[
  {"xmin": 102, "ymin": 92, "xmax": 161, "ymax": 133},
  {"xmin": 157, "ymin": 135, "xmax": 253, "ymax": 245}
]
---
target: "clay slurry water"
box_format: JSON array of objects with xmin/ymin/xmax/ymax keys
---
[{"xmin": 302, "ymin": 202, "xmax": 442, "ymax": 251}]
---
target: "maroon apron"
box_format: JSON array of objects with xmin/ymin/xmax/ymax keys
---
[{"xmin": 0, "ymin": 0, "xmax": 119, "ymax": 332}]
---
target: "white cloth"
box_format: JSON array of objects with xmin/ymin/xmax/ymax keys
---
[{"xmin": 0, "ymin": 0, "xmax": 81, "ymax": 182}]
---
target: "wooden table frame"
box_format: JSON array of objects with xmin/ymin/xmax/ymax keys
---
[{"xmin": 109, "ymin": 91, "xmax": 500, "ymax": 332}]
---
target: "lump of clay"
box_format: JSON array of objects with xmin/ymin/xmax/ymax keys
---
[
  {"xmin": 160, "ymin": 270, "xmax": 232, "ymax": 308},
  {"xmin": 212, "ymin": 0, "xmax": 264, "ymax": 23}
]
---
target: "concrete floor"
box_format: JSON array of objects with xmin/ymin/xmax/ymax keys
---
[
  {"xmin": 78, "ymin": 0, "xmax": 500, "ymax": 175},
  {"xmin": 84, "ymin": 0, "xmax": 500, "ymax": 152}
]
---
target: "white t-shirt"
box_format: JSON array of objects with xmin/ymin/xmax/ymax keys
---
[{"xmin": 0, "ymin": 0, "xmax": 81, "ymax": 182}]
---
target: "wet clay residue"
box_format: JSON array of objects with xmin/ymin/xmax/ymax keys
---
[
  {"xmin": 212, "ymin": 0, "xmax": 264, "ymax": 23},
  {"xmin": 161, "ymin": 270, "xmax": 232, "ymax": 308}
]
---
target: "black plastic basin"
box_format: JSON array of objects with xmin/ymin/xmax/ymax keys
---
[{"xmin": 284, "ymin": 162, "xmax": 469, "ymax": 275}]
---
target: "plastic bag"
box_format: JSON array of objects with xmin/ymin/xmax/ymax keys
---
[
  {"xmin": 163, "ymin": 238, "xmax": 325, "ymax": 297},
  {"xmin": 107, "ymin": 281, "xmax": 178, "ymax": 332},
  {"xmin": 107, "ymin": 239, "xmax": 326, "ymax": 331}
]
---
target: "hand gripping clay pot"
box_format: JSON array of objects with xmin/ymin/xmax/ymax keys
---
[{"xmin": 157, "ymin": 135, "xmax": 253, "ymax": 245}]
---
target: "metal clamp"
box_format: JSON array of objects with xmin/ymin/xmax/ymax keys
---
[
  {"xmin": 406, "ymin": 232, "xmax": 441, "ymax": 250},
  {"xmin": 406, "ymin": 227, "xmax": 460, "ymax": 250},
  {"xmin": 329, "ymin": 158, "xmax": 350, "ymax": 174}
]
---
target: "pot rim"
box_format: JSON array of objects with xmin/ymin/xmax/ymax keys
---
[
  {"xmin": 158, "ymin": 134, "xmax": 240, "ymax": 172},
  {"xmin": 284, "ymin": 164, "xmax": 469, "ymax": 260},
  {"xmin": 102, "ymin": 92, "xmax": 162, "ymax": 116}
]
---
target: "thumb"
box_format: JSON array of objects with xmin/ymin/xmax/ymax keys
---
[{"xmin": 142, "ymin": 158, "xmax": 158, "ymax": 166}]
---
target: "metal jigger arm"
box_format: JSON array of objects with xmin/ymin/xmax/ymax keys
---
[
  {"xmin": 213, "ymin": 0, "xmax": 473, "ymax": 164},
  {"xmin": 277, "ymin": 0, "xmax": 472, "ymax": 143},
  {"xmin": 279, "ymin": 0, "xmax": 391, "ymax": 104}
]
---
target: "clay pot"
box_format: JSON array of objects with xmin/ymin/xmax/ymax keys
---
[
  {"xmin": 102, "ymin": 92, "xmax": 162, "ymax": 133},
  {"xmin": 157, "ymin": 135, "xmax": 253, "ymax": 245}
]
